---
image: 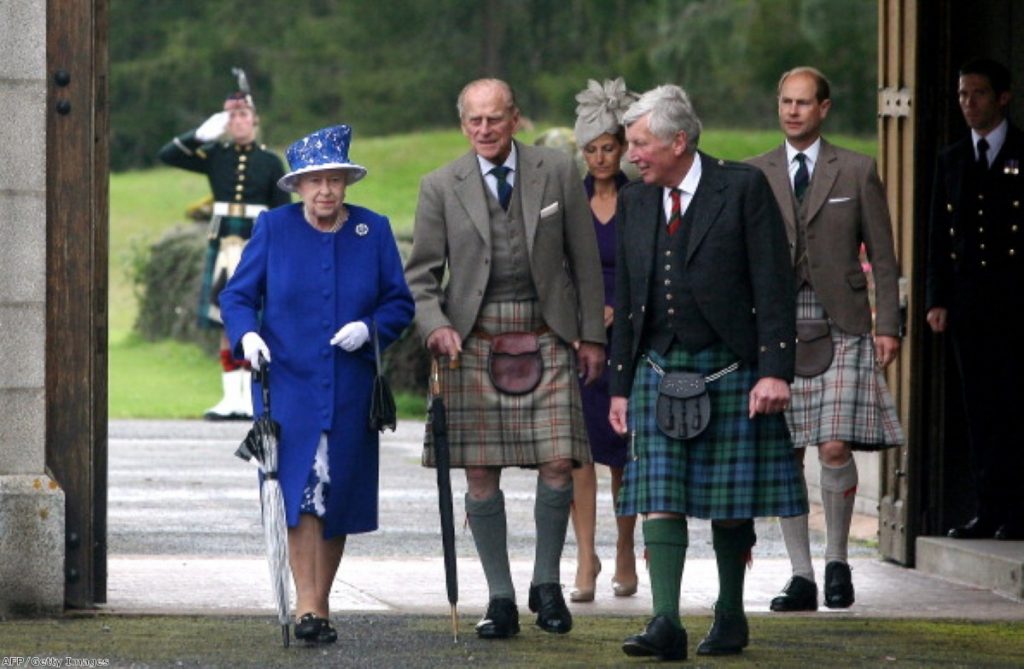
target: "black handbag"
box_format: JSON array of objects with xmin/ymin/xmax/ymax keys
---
[{"xmin": 368, "ymin": 321, "xmax": 397, "ymax": 432}]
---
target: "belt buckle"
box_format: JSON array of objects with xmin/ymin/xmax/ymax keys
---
[{"xmin": 228, "ymin": 203, "xmax": 245, "ymax": 217}]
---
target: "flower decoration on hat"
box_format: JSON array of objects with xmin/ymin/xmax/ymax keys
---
[
  {"xmin": 277, "ymin": 124, "xmax": 368, "ymax": 192},
  {"xmin": 573, "ymin": 77, "xmax": 639, "ymax": 148}
]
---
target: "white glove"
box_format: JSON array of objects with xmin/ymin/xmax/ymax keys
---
[
  {"xmin": 241, "ymin": 332, "xmax": 271, "ymax": 369},
  {"xmin": 195, "ymin": 111, "xmax": 229, "ymax": 142},
  {"xmin": 330, "ymin": 321, "xmax": 370, "ymax": 352}
]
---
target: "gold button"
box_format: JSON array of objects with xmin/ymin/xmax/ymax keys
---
[
  {"xmin": 981, "ymin": 260, "xmax": 987, "ymax": 267},
  {"xmin": 780, "ymin": 342, "xmax": 787, "ymax": 349},
  {"xmin": 238, "ymin": 163, "xmax": 247, "ymax": 171},
  {"xmin": 238, "ymin": 174, "xmax": 246, "ymax": 182},
  {"xmin": 667, "ymin": 308, "xmax": 675, "ymax": 315},
  {"xmin": 1013, "ymin": 225, "xmax": 1020, "ymax": 232},
  {"xmin": 665, "ymin": 250, "xmax": 672, "ymax": 257},
  {"xmin": 978, "ymin": 210, "xmax": 984, "ymax": 216},
  {"xmin": 239, "ymin": 155, "xmax": 248, "ymax": 162},
  {"xmin": 666, "ymin": 293, "xmax": 673, "ymax": 300},
  {"xmin": 980, "ymin": 244, "xmax": 986, "ymax": 250},
  {"xmin": 1014, "ymin": 201, "xmax": 1020, "ymax": 208},
  {"xmin": 979, "ymin": 227, "xmax": 984, "ymax": 234},
  {"xmin": 946, "ymin": 203, "xmax": 953, "ymax": 212},
  {"xmin": 949, "ymin": 228, "xmax": 955, "ymax": 236},
  {"xmin": 978, "ymin": 193, "xmax": 984, "ymax": 200},
  {"xmin": 664, "ymin": 279, "xmax": 671, "ymax": 286},
  {"xmin": 616, "ymin": 364, "xmax": 623, "ymax": 371},
  {"xmin": 1011, "ymin": 249, "xmax": 1017, "ymax": 257},
  {"xmin": 664, "ymin": 264, "xmax": 671, "ymax": 271},
  {"xmin": 235, "ymin": 184, "xmax": 244, "ymax": 192},
  {"xmin": 760, "ymin": 345, "xmax": 767, "ymax": 352},
  {"xmin": 950, "ymin": 252, "xmax": 957, "ymax": 260},
  {"xmin": 640, "ymin": 305, "xmax": 646, "ymax": 312}
]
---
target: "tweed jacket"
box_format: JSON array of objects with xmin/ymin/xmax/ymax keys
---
[
  {"xmin": 925, "ymin": 123, "xmax": 1024, "ymax": 314},
  {"xmin": 748, "ymin": 139, "xmax": 901, "ymax": 337},
  {"xmin": 607, "ymin": 153, "xmax": 796, "ymax": 398},
  {"xmin": 404, "ymin": 141, "xmax": 606, "ymax": 346}
]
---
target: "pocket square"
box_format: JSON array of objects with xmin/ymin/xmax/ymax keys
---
[
  {"xmin": 540, "ymin": 202, "xmax": 560, "ymax": 218},
  {"xmin": 827, "ymin": 197, "xmax": 852, "ymax": 204}
]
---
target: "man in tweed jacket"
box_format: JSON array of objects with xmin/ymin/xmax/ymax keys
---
[
  {"xmin": 748, "ymin": 66, "xmax": 903, "ymax": 613},
  {"xmin": 405, "ymin": 79, "xmax": 606, "ymax": 640},
  {"xmin": 609, "ymin": 84, "xmax": 805, "ymax": 660}
]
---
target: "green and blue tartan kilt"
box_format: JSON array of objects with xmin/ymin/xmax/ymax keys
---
[{"xmin": 617, "ymin": 344, "xmax": 808, "ymax": 520}]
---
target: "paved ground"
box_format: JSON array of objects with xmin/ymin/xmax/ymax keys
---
[{"xmin": 105, "ymin": 419, "xmax": 1024, "ymax": 620}]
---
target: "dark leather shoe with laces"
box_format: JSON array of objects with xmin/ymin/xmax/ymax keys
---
[
  {"xmin": 622, "ymin": 615, "xmax": 687, "ymax": 661},
  {"xmin": 696, "ymin": 609, "xmax": 748, "ymax": 656},
  {"xmin": 317, "ymin": 618, "xmax": 338, "ymax": 644},
  {"xmin": 769, "ymin": 575, "xmax": 818, "ymax": 612},
  {"xmin": 948, "ymin": 516, "xmax": 999, "ymax": 539},
  {"xmin": 528, "ymin": 583, "xmax": 573, "ymax": 634},
  {"xmin": 474, "ymin": 598, "xmax": 520, "ymax": 639},
  {"xmin": 824, "ymin": 561, "xmax": 855, "ymax": 608}
]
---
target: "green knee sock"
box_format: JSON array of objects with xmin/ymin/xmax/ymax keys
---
[
  {"xmin": 533, "ymin": 478, "xmax": 573, "ymax": 585},
  {"xmin": 712, "ymin": 520, "xmax": 756, "ymax": 615},
  {"xmin": 643, "ymin": 517, "xmax": 688, "ymax": 629},
  {"xmin": 466, "ymin": 490, "xmax": 515, "ymax": 602}
]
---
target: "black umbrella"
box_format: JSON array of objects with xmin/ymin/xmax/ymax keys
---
[
  {"xmin": 235, "ymin": 356, "xmax": 292, "ymax": 648},
  {"xmin": 430, "ymin": 358, "xmax": 459, "ymax": 642}
]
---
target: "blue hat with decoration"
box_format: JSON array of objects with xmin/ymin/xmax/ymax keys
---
[{"xmin": 277, "ymin": 124, "xmax": 368, "ymax": 192}]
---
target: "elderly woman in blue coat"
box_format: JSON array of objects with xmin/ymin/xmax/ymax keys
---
[{"xmin": 220, "ymin": 125, "xmax": 414, "ymax": 644}]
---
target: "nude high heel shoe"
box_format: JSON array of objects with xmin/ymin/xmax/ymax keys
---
[{"xmin": 570, "ymin": 556, "xmax": 601, "ymax": 602}]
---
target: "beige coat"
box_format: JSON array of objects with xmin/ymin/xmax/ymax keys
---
[
  {"xmin": 748, "ymin": 140, "xmax": 901, "ymax": 336},
  {"xmin": 405, "ymin": 141, "xmax": 606, "ymax": 346}
]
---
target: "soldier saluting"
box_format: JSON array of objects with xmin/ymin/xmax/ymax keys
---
[{"xmin": 158, "ymin": 69, "xmax": 290, "ymax": 420}]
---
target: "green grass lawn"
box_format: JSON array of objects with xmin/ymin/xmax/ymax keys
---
[{"xmin": 109, "ymin": 127, "xmax": 875, "ymax": 418}]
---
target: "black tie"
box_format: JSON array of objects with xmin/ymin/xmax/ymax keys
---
[
  {"xmin": 793, "ymin": 153, "xmax": 809, "ymax": 202},
  {"xmin": 977, "ymin": 137, "xmax": 990, "ymax": 170},
  {"xmin": 490, "ymin": 165, "xmax": 512, "ymax": 211}
]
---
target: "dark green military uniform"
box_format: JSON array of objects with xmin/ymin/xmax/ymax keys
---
[{"xmin": 158, "ymin": 130, "xmax": 290, "ymax": 326}]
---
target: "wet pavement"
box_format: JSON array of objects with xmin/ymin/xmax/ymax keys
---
[{"xmin": 106, "ymin": 419, "xmax": 1024, "ymax": 620}]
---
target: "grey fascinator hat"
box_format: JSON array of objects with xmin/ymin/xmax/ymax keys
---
[{"xmin": 573, "ymin": 77, "xmax": 639, "ymax": 148}]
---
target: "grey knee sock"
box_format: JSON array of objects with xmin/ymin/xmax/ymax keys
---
[
  {"xmin": 466, "ymin": 490, "xmax": 515, "ymax": 601},
  {"xmin": 820, "ymin": 458, "xmax": 858, "ymax": 563},
  {"xmin": 533, "ymin": 478, "xmax": 573, "ymax": 585},
  {"xmin": 779, "ymin": 514, "xmax": 815, "ymax": 582}
]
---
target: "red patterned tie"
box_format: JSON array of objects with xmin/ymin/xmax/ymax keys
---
[{"xmin": 667, "ymin": 188, "xmax": 682, "ymax": 236}]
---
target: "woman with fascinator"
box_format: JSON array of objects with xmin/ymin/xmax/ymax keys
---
[
  {"xmin": 568, "ymin": 78, "xmax": 640, "ymax": 603},
  {"xmin": 220, "ymin": 125, "xmax": 414, "ymax": 644}
]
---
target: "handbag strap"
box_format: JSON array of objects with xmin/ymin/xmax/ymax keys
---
[
  {"xmin": 373, "ymin": 320, "xmax": 383, "ymax": 376},
  {"xmin": 642, "ymin": 354, "xmax": 740, "ymax": 383}
]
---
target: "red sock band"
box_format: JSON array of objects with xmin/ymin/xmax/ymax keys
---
[{"xmin": 220, "ymin": 349, "xmax": 241, "ymax": 372}]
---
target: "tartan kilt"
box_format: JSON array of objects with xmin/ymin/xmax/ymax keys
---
[
  {"xmin": 617, "ymin": 344, "xmax": 807, "ymax": 520},
  {"xmin": 787, "ymin": 287, "xmax": 904, "ymax": 451},
  {"xmin": 422, "ymin": 300, "xmax": 592, "ymax": 468}
]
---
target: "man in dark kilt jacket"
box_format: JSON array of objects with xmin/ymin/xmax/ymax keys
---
[
  {"xmin": 608, "ymin": 85, "xmax": 807, "ymax": 660},
  {"xmin": 405, "ymin": 79, "xmax": 607, "ymax": 639},
  {"xmin": 158, "ymin": 71, "xmax": 290, "ymax": 420},
  {"xmin": 748, "ymin": 67, "xmax": 904, "ymax": 613},
  {"xmin": 926, "ymin": 58, "xmax": 1024, "ymax": 541}
]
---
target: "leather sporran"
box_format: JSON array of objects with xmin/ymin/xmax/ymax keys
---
[
  {"xmin": 488, "ymin": 332, "xmax": 544, "ymax": 396},
  {"xmin": 656, "ymin": 372, "xmax": 711, "ymax": 440},
  {"xmin": 794, "ymin": 318, "xmax": 833, "ymax": 378}
]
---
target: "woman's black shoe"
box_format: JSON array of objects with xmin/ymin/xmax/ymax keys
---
[{"xmin": 294, "ymin": 612, "xmax": 322, "ymax": 641}]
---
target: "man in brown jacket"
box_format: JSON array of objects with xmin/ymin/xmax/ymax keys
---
[
  {"xmin": 748, "ymin": 67, "xmax": 904, "ymax": 612},
  {"xmin": 405, "ymin": 79, "xmax": 606, "ymax": 639}
]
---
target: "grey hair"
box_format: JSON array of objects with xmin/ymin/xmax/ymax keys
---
[
  {"xmin": 622, "ymin": 84, "xmax": 702, "ymax": 152},
  {"xmin": 456, "ymin": 78, "xmax": 518, "ymax": 119}
]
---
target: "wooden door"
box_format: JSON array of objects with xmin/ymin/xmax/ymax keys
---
[
  {"xmin": 875, "ymin": 0, "xmax": 917, "ymax": 564},
  {"xmin": 46, "ymin": 0, "xmax": 109, "ymax": 607}
]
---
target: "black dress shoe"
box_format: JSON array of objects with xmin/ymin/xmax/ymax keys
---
[
  {"xmin": 474, "ymin": 598, "xmax": 520, "ymax": 639},
  {"xmin": 769, "ymin": 575, "xmax": 818, "ymax": 612},
  {"xmin": 995, "ymin": 523, "xmax": 1024, "ymax": 541},
  {"xmin": 824, "ymin": 561, "xmax": 855, "ymax": 609},
  {"xmin": 622, "ymin": 615, "xmax": 687, "ymax": 661},
  {"xmin": 948, "ymin": 516, "xmax": 999, "ymax": 539},
  {"xmin": 528, "ymin": 583, "xmax": 572, "ymax": 634},
  {"xmin": 316, "ymin": 618, "xmax": 338, "ymax": 644},
  {"xmin": 696, "ymin": 609, "xmax": 748, "ymax": 656}
]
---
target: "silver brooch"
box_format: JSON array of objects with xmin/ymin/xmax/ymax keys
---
[{"xmin": 355, "ymin": 223, "xmax": 369, "ymax": 236}]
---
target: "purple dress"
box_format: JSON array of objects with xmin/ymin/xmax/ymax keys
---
[{"xmin": 580, "ymin": 173, "xmax": 629, "ymax": 467}]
